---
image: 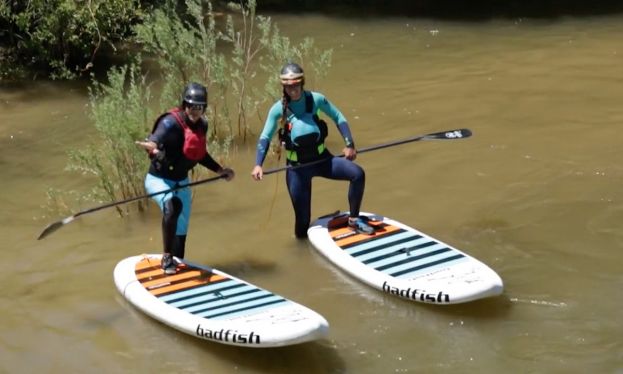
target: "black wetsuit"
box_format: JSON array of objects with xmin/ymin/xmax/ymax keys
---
[
  {"xmin": 145, "ymin": 110, "xmax": 223, "ymax": 259},
  {"xmin": 148, "ymin": 112, "xmax": 221, "ymax": 180}
]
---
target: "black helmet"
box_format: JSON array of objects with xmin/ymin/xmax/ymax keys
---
[
  {"xmin": 182, "ymin": 82, "xmax": 207, "ymax": 106},
  {"xmin": 280, "ymin": 63, "xmax": 304, "ymax": 85}
]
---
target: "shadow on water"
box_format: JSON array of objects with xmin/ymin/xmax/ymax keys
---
[
  {"xmin": 113, "ymin": 294, "xmax": 346, "ymax": 373},
  {"xmin": 258, "ymin": 0, "xmax": 623, "ymax": 19},
  {"xmin": 301, "ymin": 240, "xmax": 512, "ymax": 320},
  {"xmin": 416, "ymin": 295, "xmax": 513, "ymax": 320},
  {"xmin": 336, "ymin": 273, "xmax": 513, "ymax": 320},
  {"xmin": 109, "ymin": 284, "xmax": 347, "ymax": 373},
  {"xmin": 202, "ymin": 258, "xmax": 279, "ymax": 279},
  {"xmin": 191, "ymin": 338, "xmax": 346, "ymax": 374}
]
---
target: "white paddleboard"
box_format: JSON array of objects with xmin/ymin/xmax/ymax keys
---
[
  {"xmin": 308, "ymin": 212, "xmax": 503, "ymax": 304},
  {"xmin": 114, "ymin": 254, "xmax": 329, "ymax": 347}
]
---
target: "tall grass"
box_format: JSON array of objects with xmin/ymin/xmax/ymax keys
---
[
  {"xmin": 67, "ymin": 63, "xmax": 152, "ymax": 215},
  {"xmin": 47, "ymin": 0, "xmax": 333, "ymax": 217}
]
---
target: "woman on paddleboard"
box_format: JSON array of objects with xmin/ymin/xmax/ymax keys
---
[
  {"xmin": 251, "ymin": 62, "xmax": 374, "ymax": 239},
  {"xmin": 136, "ymin": 82, "xmax": 235, "ymax": 274}
]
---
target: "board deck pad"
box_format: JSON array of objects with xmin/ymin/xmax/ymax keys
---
[
  {"xmin": 114, "ymin": 254, "xmax": 329, "ymax": 347},
  {"xmin": 308, "ymin": 212, "xmax": 503, "ymax": 304},
  {"xmin": 135, "ymin": 257, "xmax": 288, "ymax": 320},
  {"xmin": 329, "ymin": 219, "xmax": 468, "ymax": 279}
]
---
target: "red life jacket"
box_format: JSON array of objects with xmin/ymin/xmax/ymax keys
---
[{"xmin": 152, "ymin": 108, "xmax": 207, "ymax": 161}]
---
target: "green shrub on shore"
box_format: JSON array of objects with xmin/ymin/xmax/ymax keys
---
[
  {"xmin": 46, "ymin": 0, "xmax": 333, "ymax": 217},
  {"xmin": 67, "ymin": 63, "xmax": 153, "ymax": 215},
  {"xmin": 0, "ymin": 0, "xmax": 142, "ymax": 80}
]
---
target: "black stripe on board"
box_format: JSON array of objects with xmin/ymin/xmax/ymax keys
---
[
  {"xmin": 176, "ymin": 288, "xmax": 262, "ymax": 310},
  {"xmin": 190, "ymin": 293, "xmax": 279, "ymax": 316},
  {"xmin": 149, "ymin": 275, "xmax": 231, "ymax": 298},
  {"xmin": 348, "ymin": 234, "xmax": 423, "ymax": 257},
  {"xmin": 340, "ymin": 228, "xmax": 411, "ymax": 251},
  {"xmin": 375, "ymin": 248, "xmax": 452, "ymax": 272},
  {"xmin": 390, "ymin": 254, "xmax": 466, "ymax": 277},
  {"xmin": 329, "ymin": 221, "xmax": 389, "ymax": 234},
  {"xmin": 161, "ymin": 282, "xmax": 246, "ymax": 303},
  {"xmin": 202, "ymin": 298, "xmax": 288, "ymax": 319},
  {"xmin": 362, "ymin": 240, "xmax": 438, "ymax": 265}
]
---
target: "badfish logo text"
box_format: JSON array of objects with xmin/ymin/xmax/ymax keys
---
[
  {"xmin": 382, "ymin": 281, "xmax": 450, "ymax": 303},
  {"xmin": 196, "ymin": 325, "xmax": 261, "ymax": 344}
]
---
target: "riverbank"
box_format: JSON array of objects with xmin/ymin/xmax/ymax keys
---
[{"xmin": 257, "ymin": 0, "xmax": 623, "ymax": 18}]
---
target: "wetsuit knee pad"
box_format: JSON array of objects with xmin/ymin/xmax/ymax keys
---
[{"xmin": 163, "ymin": 196, "xmax": 183, "ymax": 222}]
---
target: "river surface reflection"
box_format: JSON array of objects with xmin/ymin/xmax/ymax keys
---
[{"xmin": 1, "ymin": 12, "xmax": 622, "ymax": 373}]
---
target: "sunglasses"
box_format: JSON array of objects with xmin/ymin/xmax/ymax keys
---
[
  {"xmin": 283, "ymin": 82, "xmax": 302, "ymax": 88},
  {"xmin": 189, "ymin": 104, "xmax": 205, "ymax": 111}
]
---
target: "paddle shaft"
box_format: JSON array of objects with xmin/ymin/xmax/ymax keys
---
[
  {"xmin": 73, "ymin": 174, "xmax": 228, "ymax": 220},
  {"xmin": 37, "ymin": 173, "xmax": 227, "ymax": 240},
  {"xmin": 38, "ymin": 128, "xmax": 471, "ymax": 239},
  {"xmin": 263, "ymin": 128, "xmax": 472, "ymax": 176}
]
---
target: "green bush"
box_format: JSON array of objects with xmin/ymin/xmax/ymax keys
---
[
  {"xmin": 66, "ymin": 63, "xmax": 153, "ymax": 215},
  {"xmin": 46, "ymin": 0, "xmax": 334, "ymax": 217},
  {"xmin": 0, "ymin": 0, "xmax": 142, "ymax": 79},
  {"xmin": 135, "ymin": 0, "xmax": 332, "ymax": 146}
]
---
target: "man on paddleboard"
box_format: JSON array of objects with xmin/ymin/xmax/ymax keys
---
[
  {"xmin": 251, "ymin": 62, "xmax": 374, "ymax": 239},
  {"xmin": 136, "ymin": 83, "xmax": 235, "ymax": 274}
]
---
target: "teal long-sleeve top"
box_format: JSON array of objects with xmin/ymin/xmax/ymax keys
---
[{"xmin": 254, "ymin": 90, "xmax": 355, "ymax": 166}]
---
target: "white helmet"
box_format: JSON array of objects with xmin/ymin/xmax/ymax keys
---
[{"xmin": 279, "ymin": 63, "xmax": 304, "ymax": 86}]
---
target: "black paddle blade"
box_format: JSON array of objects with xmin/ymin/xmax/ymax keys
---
[
  {"xmin": 425, "ymin": 128, "xmax": 472, "ymax": 140},
  {"xmin": 37, "ymin": 221, "xmax": 63, "ymax": 240},
  {"xmin": 37, "ymin": 215, "xmax": 75, "ymax": 240}
]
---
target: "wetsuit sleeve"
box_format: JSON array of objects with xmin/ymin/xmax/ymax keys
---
[
  {"xmin": 148, "ymin": 115, "xmax": 172, "ymax": 145},
  {"xmin": 199, "ymin": 153, "xmax": 223, "ymax": 173},
  {"xmin": 313, "ymin": 92, "xmax": 355, "ymax": 148},
  {"xmin": 255, "ymin": 102, "xmax": 282, "ymax": 166}
]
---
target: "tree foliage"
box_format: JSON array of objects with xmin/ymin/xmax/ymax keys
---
[
  {"xmin": 67, "ymin": 63, "xmax": 152, "ymax": 215},
  {"xmin": 46, "ymin": 0, "xmax": 333, "ymax": 217},
  {"xmin": 134, "ymin": 0, "xmax": 332, "ymax": 146},
  {"xmin": 0, "ymin": 0, "xmax": 142, "ymax": 79}
]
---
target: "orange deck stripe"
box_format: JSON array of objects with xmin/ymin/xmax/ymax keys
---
[
  {"xmin": 329, "ymin": 227, "xmax": 354, "ymax": 239},
  {"xmin": 147, "ymin": 274, "xmax": 227, "ymax": 296},
  {"xmin": 329, "ymin": 221, "xmax": 386, "ymax": 239},
  {"xmin": 334, "ymin": 224, "xmax": 401, "ymax": 247},
  {"xmin": 136, "ymin": 268, "xmax": 170, "ymax": 281},
  {"xmin": 140, "ymin": 269, "xmax": 203, "ymax": 287},
  {"xmin": 135, "ymin": 257, "xmax": 162, "ymax": 271},
  {"xmin": 134, "ymin": 257, "xmax": 229, "ymax": 296},
  {"xmin": 136, "ymin": 263, "xmax": 205, "ymax": 280}
]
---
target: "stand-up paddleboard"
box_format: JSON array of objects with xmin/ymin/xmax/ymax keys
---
[
  {"xmin": 308, "ymin": 212, "xmax": 503, "ymax": 304},
  {"xmin": 114, "ymin": 254, "xmax": 329, "ymax": 347}
]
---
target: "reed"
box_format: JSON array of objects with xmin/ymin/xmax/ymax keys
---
[{"xmin": 45, "ymin": 0, "xmax": 333, "ymax": 217}]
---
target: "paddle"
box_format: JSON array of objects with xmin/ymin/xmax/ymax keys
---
[
  {"xmin": 37, "ymin": 173, "xmax": 229, "ymax": 240},
  {"xmin": 261, "ymin": 128, "xmax": 472, "ymax": 176},
  {"xmin": 37, "ymin": 128, "xmax": 471, "ymax": 240}
]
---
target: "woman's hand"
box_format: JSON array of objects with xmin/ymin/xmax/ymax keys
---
[
  {"xmin": 135, "ymin": 140, "xmax": 159, "ymax": 154},
  {"xmin": 219, "ymin": 167, "xmax": 235, "ymax": 181},
  {"xmin": 343, "ymin": 146, "xmax": 357, "ymax": 161},
  {"xmin": 251, "ymin": 165, "xmax": 264, "ymax": 181}
]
